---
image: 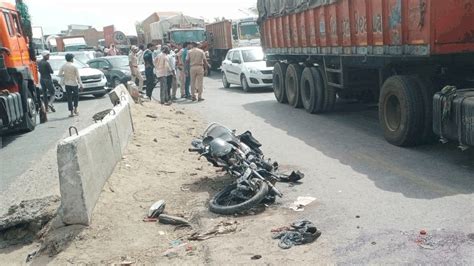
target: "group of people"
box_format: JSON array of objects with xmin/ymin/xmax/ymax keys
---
[{"xmin": 128, "ymin": 41, "xmax": 209, "ymax": 105}]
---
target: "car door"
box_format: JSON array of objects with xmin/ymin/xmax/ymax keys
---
[
  {"xmin": 98, "ymin": 60, "xmax": 112, "ymax": 82},
  {"xmin": 221, "ymin": 51, "xmax": 233, "ymax": 82},
  {"xmin": 228, "ymin": 51, "xmax": 242, "ymax": 83}
]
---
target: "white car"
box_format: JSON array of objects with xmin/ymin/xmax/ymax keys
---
[
  {"xmin": 221, "ymin": 47, "xmax": 273, "ymax": 92},
  {"xmin": 46, "ymin": 56, "xmax": 108, "ymax": 101}
]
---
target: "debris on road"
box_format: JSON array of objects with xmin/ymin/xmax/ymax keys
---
[
  {"xmin": 159, "ymin": 214, "xmax": 191, "ymax": 227},
  {"xmin": 251, "ymin": 255, "xmax": 262, "ymax": 260},
  {"xmin": 278, "ymin": 171, "xmax": 304, "ymax": 183},
  {"xmin": 420, "ymin": 229, "xmax": 427, "ymax": 235},
  {"xmin": 289, "ymin": 196, "xmax": 316, "ymax": 211},
  {"xmin": 188, "ymin": 221, "xmax": 238, "ymax": 241},
  {"xmin": 146, "ymin": 114, "xmax": 158, "ymax": 119},
  {"xmin": 92, "ymin": 109, "xmax": 112, "ymax": 122},
  {"xmin": 272, "ymin": 220, "xmax": 321, "ymax": 249},
  {"xmin": 148, "ymin": 200, "xmax": 166, "ymax": 218},
  {"xmin": 162, "ymin": 240, "xmax": 194, "ymax": 258}
]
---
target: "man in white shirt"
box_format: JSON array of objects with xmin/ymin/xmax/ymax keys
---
[{"xmin": 59, "ymin": 53, "xmax": 83, "ymax": 117}]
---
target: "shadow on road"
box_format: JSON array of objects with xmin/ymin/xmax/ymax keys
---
[{"xmin": 243, "ymin": 100, "xmax": 474, "ymax": 199}]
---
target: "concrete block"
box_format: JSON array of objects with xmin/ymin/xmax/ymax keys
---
[{"xmin": 57, "ymin": 101, "xmax": 133, "ymax": 225}]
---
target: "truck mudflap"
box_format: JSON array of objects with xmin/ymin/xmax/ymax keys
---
[
  {"xmin": 433, "ymin": 87, "xmax": 474, "ymax": 149},
  {"xmin": 0, "ymin": 92, "xmax": 24, "ymax": 128}
]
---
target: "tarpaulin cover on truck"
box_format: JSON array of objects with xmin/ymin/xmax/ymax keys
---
[
  {"xmin": 257, "ymin": 0, "xmax": 339, "ymax": 22},
  {"xmin": 150, "ymin": 14, "xmax": 205, "ymax": 41}
]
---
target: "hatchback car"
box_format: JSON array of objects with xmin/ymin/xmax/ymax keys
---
[
  {"xmin": 221, "ymin": 47, "xmax": 273, "ymax": 92},
  {"xmin": 87, "ymin": 56, "xmax": 146, "ymax": 89},
  {"xmin": 41, "ymin": 55, "xmax": 107, "ymax": 101}
]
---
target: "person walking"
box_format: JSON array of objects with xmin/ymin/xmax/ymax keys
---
[
  {"xmin": 38, "ymin": 50, "xmax": 55, "ymax": 113},
  {"xmin": 58, "ymin": 53, "xmax": 83, "ymax": 117},
  {"xmin": 129, "ymin": 46, "xmax": 144, "ymax": 92},
  {"xmin": 143, "ymin": 43, "xmax": 156, "ymax": 100},
  {"xmin": 186, "ymin": 42, "xmax": 209, "ymax": 101},
  {"xmin": 154, "ymin": 45, "xmax": 173, "ymax": 105}
]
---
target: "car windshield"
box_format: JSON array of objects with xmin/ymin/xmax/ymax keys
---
[
  {"xmin": 107, "ymin": 57, "xmax": 129, "ymax": 68},
  {"xmin": 48, "ymin": 58, "xmax": 86, "ymax": 71},
  {"xmin": 241, "ymin": 49, "xmax": 264, "ymax": 62}
]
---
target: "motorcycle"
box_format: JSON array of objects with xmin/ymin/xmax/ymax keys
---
[{"xmin": 189, "ymin": 123, "xmax": 292, "ymax": 215}]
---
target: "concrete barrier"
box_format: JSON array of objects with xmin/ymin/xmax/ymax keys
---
[
  {"xmin": 108, "ymin": 84, "xmax": 133, "ymax": 105},
  {"xmin": 57, "ymin": 94, "xmax": 133, "ymax": 225}
]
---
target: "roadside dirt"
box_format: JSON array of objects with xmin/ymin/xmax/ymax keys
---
[{"xmin": 19, "ymin": 100, "xmax": 331, "ymax": 264}]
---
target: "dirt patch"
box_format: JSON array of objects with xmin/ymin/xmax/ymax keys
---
[{"xmin": 23, "ymin": 101, "xmax": 330, "ymax": 264}]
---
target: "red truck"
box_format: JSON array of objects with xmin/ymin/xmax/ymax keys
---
[
  {"xmin": 0, "ymin": 1, "xmax": 42, "ymax": 134},
  {"xmin": 258, "ymin": 0, "xmax": 474, "ymax": 148}
]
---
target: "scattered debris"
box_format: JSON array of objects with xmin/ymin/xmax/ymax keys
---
[
  {"xmin": 355, "ymin": 215, "xmax": 360, "ymax": 219},
  {"xmin": 148, "ymin": 200, "xmax": 166, "ymax": 218},
  {"xmin": 175, "ymin": 110, "xmax": 185, "ymax": 115},
  {"xmin": 159, "ymin": 214, "xmax": 191, "ymax": 227},
  {"xmin": 289, "ymin": 196, "xmax": 316, "ymax": 211},
  {"xmin": 272, "ymin": 220, "xmax": 321, "ymax": 249},
  {"xmin": 271, "ymin": 226, "xmax": 291, "ymax": 233},
  {"xmin": 163, "ymin": 240, "xmax": 194, "ymax": 258},
  {"xmin": 146, "ymin": 114, "xmax": 158, "ymax": 119},
  {"xmin": 419, "ymin": 244, "xmax": 435, "ymax": 250},
  {"xmin": 190, "ymin": 173, "xmax": 198, "ymax": 176},
  {"xmin": 371, "ymin": 241, "xmax": 377, "ymax": 245},
  {"xmin": 251, "ymin": 255, "xmax": 262, "ymax": 260},
  {"xmin": 468, "ymin": 233, "xmax": 474, "ymax": 241},
  {"xmin": 420, "ymin": 229, "xmax": 427, "ymax": 235},
  {"xmin": 92, "ymin": 109, "xmax": 112, "ymax": 122},
  {"xmin": 188, "ymin": 221, "xmax": 238, "ymax": 241},
  {"xmin": 142, "ymin": 217, "xmax": 158, "ymax": 222},
  {"xmin": 180, "ymin": 185, "xmax": 190, "ymax": 192},
  {"xmin": 158, "ymin": 231, "xmax": 166, "ymax": 236},
  {"xmin": 153, "ymin": 138, "xmax": 158, "ymax": 143},
  {"xmin": 278, "ymin": 171, "xmax": 304, "ymax": 183},
  {"xmin": 195, "ymin": 166, "xmax": 203, "ymax": 171}
]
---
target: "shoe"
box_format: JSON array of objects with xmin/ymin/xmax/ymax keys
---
[
  {"xmin": 74, "ymin": 108, "xmax": 79, "ymax": 116},
  {"xmin": 181, "ymin": 95, "xmax": 186, "ymax": 99},
  {"xmin": 69, "ymin": 113, "xmax": 74, "ymax": 117},
  {"xmin": 186, "ymin": 95, "xmax": 192, "ymax": 99},
  {"xmin": 198, "ymin": 98, "xmax": 205, "ymax": 102},
  {"xmin": 192, "ymin": 97, "xmax": 197, "ymax": 102}
]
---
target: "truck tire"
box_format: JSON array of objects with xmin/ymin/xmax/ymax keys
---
[
  {"xmin": 300, "ymin": 67, "xmax": 325, "ymax": 113},
  {"xmin": 321, "ymin": 67, "xmax": 337, "ymax": 112},
  {"xmin": 285, "ymin": 63, "xmax": 303, "ymax": 108},
  {"xmin": 379, "ymin": 75, "xmax": 424, "ymax": 146},
  {"xmin": 412, "ymin": 76, "xmax": 438, "ymax": 144},
  {"xmin": 273, "ymin": 62, "xmax": 288, "ymax": 103},
  {"xmin": 21, "ymin": 82, "xmax": 37, "ymax": 132}
]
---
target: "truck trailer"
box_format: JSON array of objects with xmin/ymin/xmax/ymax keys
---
[
  {"xmin": 258, "ymin": 0, "xmax": 474, "ymax": 148},
  {"xmin": 149, "ymin": 14, "xmax": 206, "ymax": 46}
]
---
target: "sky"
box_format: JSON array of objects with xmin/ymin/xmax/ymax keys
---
[{"xmin": 7, "ymin": 0, "xmax": 257, "ymax": 35}]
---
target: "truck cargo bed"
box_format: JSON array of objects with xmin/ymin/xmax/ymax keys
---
[{"xmin": 258, "ymin": 0, "xmax": 474, "ymax": 57}]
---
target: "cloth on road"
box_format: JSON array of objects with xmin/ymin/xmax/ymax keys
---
[{"xmin": 272, "ymin": 220, "xmax": 321, "ymax": 249}]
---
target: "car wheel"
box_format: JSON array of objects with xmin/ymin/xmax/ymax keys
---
[
  {"xmin": 241, "ymin": 75, "xmax": 250, "ymax": 92},
  {"xmin": 54, "ymin": 84, "xmax": 65, "ymax": 101},
  {"xmin": 222, "ymin": 72, "xmax": 230, "ymax": 88}
]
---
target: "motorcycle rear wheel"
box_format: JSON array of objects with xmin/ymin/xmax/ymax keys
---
[{"xmin": 209, "ymin": 179, "xmax": 269, "ymax": 215}]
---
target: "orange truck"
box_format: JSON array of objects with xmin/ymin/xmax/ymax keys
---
[{"xmin": 0, "ymin": 2, "xmax": 41, "ymax": 134}]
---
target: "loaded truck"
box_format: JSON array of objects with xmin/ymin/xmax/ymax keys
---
[
  {"xmin": 55, "ymin": 36, "xmax": 88, "ymax": 52},
  {"xmin": 206, "ymin": 17, "xmax": 261, "ymax": 69},
  {"xmin": 258, "ymin": 0, "xmax": 474, "ymax": 148},
  {"xmin": 0, "ymin": 2, "xmax": 41, "ymax": 134},
  {"xmin": 150, "ymin": 14, "xmax": 206, "ymax": 46}
]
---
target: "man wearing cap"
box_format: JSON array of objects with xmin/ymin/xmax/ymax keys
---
[
  {"xmin": 186, "ymin": 42, "xmax": 209, "ymax": 101},
  {"xmin": 129, "ymin": 46, "xmax": 144, "ymax": 92},
  {"xmin": 38, "ymin": 50, "xmax": 55, "ymax": 112}
]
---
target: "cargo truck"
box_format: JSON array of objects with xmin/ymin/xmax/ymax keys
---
[
  {"xmin": 206, "ymin": 18, "xmax": 261, "ymax": 70},
  {"xmin": 258, "ymin": 0, "xmax": 474, "ymax": 148},
  {"xmin": 149, "ymin": 14, "xmax": 206, "ymax": 46},
  {"xmin": 0, "ymin": 2, "xmax": 42, "ymax": 134}
]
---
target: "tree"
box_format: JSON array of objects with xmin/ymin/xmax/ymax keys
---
[{"xmin": 15, "ymin": 0, "xmax": 33, "ymax": 41}]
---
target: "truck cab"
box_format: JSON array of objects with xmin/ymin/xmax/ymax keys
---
[{"xmin": 0, "ymin": 2, "xmax": 40, "ymax": 133}]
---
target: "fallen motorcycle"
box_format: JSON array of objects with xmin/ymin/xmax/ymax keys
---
[{"xmin": 189, "ymin": 123, "xmax": 303, "ymax": 215}]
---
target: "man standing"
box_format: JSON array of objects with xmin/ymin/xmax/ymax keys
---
[
  {"xmin": 38, "ymin": 50, "xmax": 55, "ymax": 112},
  {"xmin": 129, "ymin": 46, "xmax": 144, "ymax": 92},
  {"xmin": 154, "ymin": 45, "xmax": 173, "ymax": 105},
  {"xmin": 169, "ymin": 48, "xmax": 179, "ymax": 100},
  {"xmin": 137, "ymin": 44, "xmax": 145, "ymax": 65},
  {"xmin": 143, "ymin": 43, "xmax": 156, "ymax": 100},
  {"xmin": 58, "ymin": 54, "xmax": 83, "ymax": 117},
  {"xmin": 108, "ymin": 44, "xmax": 119, "ymax": 56},
  {"xmin": 186, "ymin": 42, "xmax": 208, "ymax": 101},
  {"xmin": 181, "ymin": 42, "xmax": 192, "ymax": 99}
]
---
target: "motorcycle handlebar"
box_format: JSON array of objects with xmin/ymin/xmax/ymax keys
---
[{"xmin": 189, "ymin": 148, "xmax": 202, "ymax": 153}]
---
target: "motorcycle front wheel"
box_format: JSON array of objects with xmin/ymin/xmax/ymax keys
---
[{"xmin": 209, "ymin": 179, "xmax": 269, "ymax": 215}]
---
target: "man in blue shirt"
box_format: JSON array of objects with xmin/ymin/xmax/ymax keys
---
[
  {"xmin": 181, "ymin": 42, "xmax": 192, "ymax": 99},
  {"xmin": 143, "ymin": 43, "xmax": 156, "ymax": 99}
]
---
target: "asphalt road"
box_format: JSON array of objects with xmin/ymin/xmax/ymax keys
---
[
  {"xmin": 185, "ymin": 72, "xmax": 474, "ymax": 263},
  {"xmin": 0, "ymin": 95, "xmax": 111, "ymax": 213}
]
